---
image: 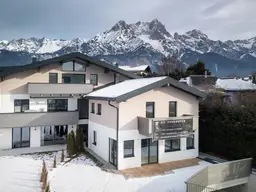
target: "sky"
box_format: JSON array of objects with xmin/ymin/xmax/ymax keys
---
[{"xmin": 0, "ymin": 0, "xmax": 255, "ymax": 41}]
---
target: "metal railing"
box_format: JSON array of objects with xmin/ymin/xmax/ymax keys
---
[{"xmin": 186, "ymin": 158, "xmax": 253, "ymax": 192}]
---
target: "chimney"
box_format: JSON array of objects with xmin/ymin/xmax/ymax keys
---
[
  {"xmin": 204, "ymin": 70, "xmax": 207, "ymax": 78},
  {"xmin": 32, "ymin": 57, "xmax": 38, "ymax": 63},
  {"xmin": 113, "ymin": 61, "xmax": 119, "ymax": 68}
]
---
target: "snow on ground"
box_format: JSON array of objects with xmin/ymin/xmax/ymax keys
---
[
  {"xmin": 0, "ymin": 156, "xmax": 42, "ymax": 192},
  {"xmin": 0, "ymin": 151, "xmax": 211, "ymax": 192}
]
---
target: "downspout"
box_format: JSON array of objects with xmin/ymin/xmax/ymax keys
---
[{"xmin": 108, "ymin": 100, "xmax": 119, "ymax": 170}]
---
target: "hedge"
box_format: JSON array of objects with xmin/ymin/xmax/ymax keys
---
[{"xmin": 199, "ymin": 104, "xmax": 256, "ymax": 167}]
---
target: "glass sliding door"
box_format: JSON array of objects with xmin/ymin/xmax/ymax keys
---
[
  {"xmin": 41, "ymin": 125, "xmax": 67, "ymax": 146},
  {"xmin": 141, "ymin": 138, "xmax": 158, "ymax": 165},
  {"xmin": 12, "ymin": 127, "xmax": 30, "ymax": 148},
  {"xmin": 109, "ymin": 138, "xmax": 117, "ymax": 166}
]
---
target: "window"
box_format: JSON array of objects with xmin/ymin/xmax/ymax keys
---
[
  {"xmin": 97, "ymin": 103, "xmax": 102, "ymax": 115},
  {"xmin": 165, "ymin": 139, "xmax": 180, "ymax": 152},
  {"xmin": 90, "ymin": 74, "xmax": 98, "ymax": 85},
  {"xmin": 61, "ymin": 61, "xmax": 86, "ymax": 72},
  {"xmin": 93, "ymin": 131, "xmax": 97, "ymax": 145},
  {"xmin": 12, "ymin": 127, "xmax": 30, "ymax": 148},
  {"xmin": 124, "ymin": 140, "xmax": 134, "ymax": 158},
  {"xmin": 49, "ymin": 73, "xmax": 58, "ymax": 83},
  {"xmin": 169, "ymin": 101, "xmax": 177, "ymax": 117},
  {"xmin": 78, "ymin": 99, "xmax": 89, "ymax": 119},
  {"xmin": 14, "ymin": 99, "xmax": 29, "ymax": 113},
  {"xmin": 91, "ymin": 103, "xmax": 95, "ymax": 113},
  {"xmin": 187, "ymin": 134, "xmax": 195, "ymax": 149},
  {"xmin": 62, "ymin": 74, "xmax": 85, "ymax": 84},
  {"xmin": 146, "ymin": 102, "xmax": 154, "ymax": 118},
  {"xmin": 47, "ymin": 99, "xmax": 68, "ymax": 112},
  {"xmin": 41, "ymin": 125, "xmax": 68, "ymax": 146}
]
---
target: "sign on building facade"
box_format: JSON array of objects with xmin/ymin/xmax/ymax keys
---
[{"xmin": 152, "ymin": 118, "xmax": 194, "ymax": 141}]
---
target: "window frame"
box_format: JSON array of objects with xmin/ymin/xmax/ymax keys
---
[
  {"xmin": 49, "ymin": 73, "xmax": 58, "ymax": 83},
  {"xmin": 169, "ymin": 101, "xmax": 177, "ymax": 117},
  {"xmin": 97, "ymin": 103, "xmax": 102, "ymax": 115},
  {"xmin": 14, "ymin": 99, "xmax": 29, "ymax": 113},
  {"xmin": 165, "ymin": 138, "xmax": 181, "ymax": 152},
  {"xmin": 93, "ymin": 131, "xmax": 97, "ymax": 145},
  {"xmin": 186, "ymin": 134, "xmax": 195, "ymax": 150},
  {"xmin": 146, "ymin": 102, "xmax": 155, "ymax": 118},
  {"xmin": 61, "ymin": 60, "xmax": 86, "ymax": 72},
  {"xmin": 91, "ymin": 103, "xmax": 95, "ymax": 113},
  {"xmin": 47, "ymin": 99, "xmax": 68, "ymax": 112},
  {"xmin": 123, "ymin": 140, "xmax": 134, "ymax": 158},
  {"xmin": 90, "ymin": 74, "xmax": 98, "ymax": 86},
  {"xmin": 62, "ymin": 73, "xmax": 85, "ymax": 84}
]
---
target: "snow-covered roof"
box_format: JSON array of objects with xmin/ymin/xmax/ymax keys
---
[
  {"xmin": 119, "ymin": 65, "xmax": 150, "ymax": 72},
  {"xmin": 86, "ymin": 76, "xmax": 206, "ymax": 101},
  {"xmin": 216, "ymin": 78, "xmax": 256, "ymax": 91}
]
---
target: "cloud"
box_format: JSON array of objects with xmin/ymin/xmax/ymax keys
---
[{"xmin": 0, "ymin": 0, "xmax": 255, "ymax": 41}]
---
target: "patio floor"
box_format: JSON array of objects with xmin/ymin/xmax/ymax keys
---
[{"xmin": 120, "ymin": 158, "xmax": 200, "ymax": 178}]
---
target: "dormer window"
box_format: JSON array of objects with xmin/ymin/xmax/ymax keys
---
[{"xmin": 61, "ymin": 61, "xmax": 86, "ymax": 72}]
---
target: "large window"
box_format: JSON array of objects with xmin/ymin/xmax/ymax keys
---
[
  {"xmin": 49, "ymin": 73, "xmax": 58, "ymax": 83},
  {"xmin": 41, "ymin": 125, "xmax": 68, "ymax": 146},
  {"xmin": 124, "ymin": 140, "xmax": 134, "ymax": 158},
  {"xmin": 146, "ymin": 102, "xmax": 155, "ymax": 118},
  {"xmin": 14, "ymin": 99, "xmax": 29, "ymax": 113},
  {"xmin": 187, "ymin": 134, "xmax": 195, "ymax": 149},
  {"xmin": 61, "ymin": 61, "xmax": 86, "ymax": 72},
  {"xmin": 90, "ymin": 74, "xmax": 98, "ymax": 85},
  {"xmin": 93, "ymin": 131, "xmax": 97, "ymax": 145},
  {"xmin": 97, "ymin": 104, "xmax": 102, "ymax": 115},
  {"xmin": 165, "ymin": 139, "xmax": 180, "ymax": 152},
  {"xmin": 62, "ymin": 74, "xmax": 85, "ymax": 84},
  {"xmin": 169, "ymin": 101, "xmax": 177, "ymax": 117},
  {"xmin": 12, "ymin": 127, "xmax": 30, "ymax": 148},
  {"xmin": 47, "ymin": 99, "xmax": 68, "ymax": 112}
]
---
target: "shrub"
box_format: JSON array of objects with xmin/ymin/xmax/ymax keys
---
[
  {"xmin": 61, "ymin": 149, "xmax": 65, "ymax": 162},
  {"xmin": 45, "ymin": 182, "xmax": 50, "ymax": 192},
  {"xmin": 53, "ymin": 155, "xmax": 57, "ymax": 168},
  {"xmin": 76, "ymin": 127, "xmax": 85, "ymax": 153},
  {"xmin": 41, "ymin": 160, "xmax": 48, "ymax": 190},
  {"xmin": 67, "ymin": 130, "xmax": 76, "ymax": 157}
]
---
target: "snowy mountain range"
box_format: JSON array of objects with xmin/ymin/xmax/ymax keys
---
[{"xmin": 1, "ymin": 19, "xmax": 256, "ymax": 76}]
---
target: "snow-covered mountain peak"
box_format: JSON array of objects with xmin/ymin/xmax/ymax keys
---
[
  {"xmin": 185, "ymin": 29, "xmax": 208, "ymax": 40},
  {"xmin": 110, "ymin": 20, "xmax": 129, "ymax": 31}
]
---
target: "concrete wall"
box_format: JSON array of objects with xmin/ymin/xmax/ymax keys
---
[{"xmin": 88, "ymin": 100, "xmax": 118, "ymax": 129}]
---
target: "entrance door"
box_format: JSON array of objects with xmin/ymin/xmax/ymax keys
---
[
  {"xmin": 141, "ymin": 138, "xmax": 158, "ymax": 165},
  {"xmin": 109, "ymin": 138, "xmax": 117, "ymax": 166}
]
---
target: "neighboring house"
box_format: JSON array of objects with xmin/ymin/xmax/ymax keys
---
[
  {"xmin": 0, "ymin": 52, "xmax": 137, "ymax": 150},
  {"xmin": 119, "ymin": 65, "xmax": 152, "ymax": 76},
  {"xmin": 183, "ymin": 75, "xmax": 218, "ymax": 92},
  {"xmin": 216, "ymin": 78, "xmax": 256, "ymax": 104},
  {"xmin": 86, "ymin": 76, "xmax": 206, "ymax": 170}
]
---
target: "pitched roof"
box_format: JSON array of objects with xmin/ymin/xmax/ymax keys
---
[
  {"xmin": 86, "ymin": 76, "xmax": 206, "ymax": 102},
  {"xmin": 0, "ymin": 52, "xmax": 138, "ymax": 79},
  {"xmin": 119, "ymin": 65, "xmax": 151, "ymax": 72},
  {"xmin": 189, "ymin": 75, "xmax": 217, "ymax": 91},
  {"xmin": 216, "ymin": 78, "xmax": 256, "ymax": 91}
]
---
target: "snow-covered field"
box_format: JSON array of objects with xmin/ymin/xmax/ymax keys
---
[{"xmin": 0, "ymin": 151, "xmax": 211, "ymax": 192}]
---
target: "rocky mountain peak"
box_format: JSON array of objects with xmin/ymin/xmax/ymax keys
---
[
  {"xmin": 185, "ymin": 29, "xmax": 208, "ymax": 39},
  {"xmin": 110, "ymin": 20, "xmax": 129, "ymax": 31}
]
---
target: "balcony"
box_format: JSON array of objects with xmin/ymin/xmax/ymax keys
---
[
  {"xmin": 0, "ymin": 111, "xmax": 79, "ymax": 128},
  {"xmin": 28, "ymin": 83, "xmax": 93, "ymax": 97},
  {"xmin": 138, "ymin": 116, "xmax": 198, "ymax": 138}
]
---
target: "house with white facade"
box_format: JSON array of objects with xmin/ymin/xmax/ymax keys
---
[
  {"xmin": 0, "ymin": 52, "xmax": 136, "ymax": 150},
  {"xmin": 0, "ymin": 52, "xmax": 206, "ymax": 170},
  {"xmin": 86, "ymin": 76, "xmax": 206, "ymax": 170}
]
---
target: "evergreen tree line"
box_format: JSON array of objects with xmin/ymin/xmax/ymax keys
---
[
  {"xmin": 199, "ymin": 103, "xmax": 256, "ymax": 167},
  {"xmin": 67, "ymin": 128, "xmax": 85, "ymax": 157}
]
